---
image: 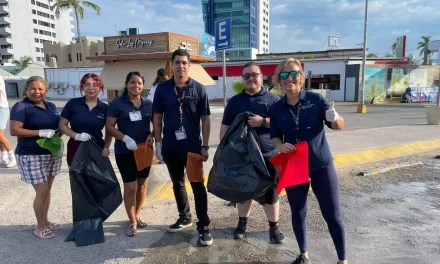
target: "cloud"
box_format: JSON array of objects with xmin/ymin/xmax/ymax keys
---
[{"xmin": 77, "ymin": 0, "xmax": 440, "ymax": 57}]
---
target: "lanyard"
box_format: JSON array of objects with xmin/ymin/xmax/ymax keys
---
[
  {"xmin": 288, "ymin": 101, "xmax": 301, "ymax": 142},
  {"xmin": 173, "ymin": 83, "xmax": 188, "ymax": 128}
]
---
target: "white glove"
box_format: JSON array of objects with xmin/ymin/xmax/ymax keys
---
[
  {"xmin": 122, "ymin": 135, "xmax": 137, "ymax": 151},
  {"xmin": 325, "ymin": 101, "xmax": 340, "ymax": 122},
  {"xmin": 155, "ymin": 142, "xmax": 162, "ymax": 161},
  {"xmin": 39, "ymin": 129, "xmax": 55, "ymax": 138},
  {"xmin": 75, "ymin": 133, "xmax": 91, "ymax": 142}
]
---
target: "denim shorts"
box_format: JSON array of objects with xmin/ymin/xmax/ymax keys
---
[{"xmin": 0, "ymin": 107, "xmax": 8, "ymax": 130}]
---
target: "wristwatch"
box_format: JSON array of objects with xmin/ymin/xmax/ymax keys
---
[
  {"xmin": 261, "ymin": 118, "xmax": 267, "ymax": 127},
  {"xmin": 202, "ymin": 145, "xmax": 210, "ymax": 150}
]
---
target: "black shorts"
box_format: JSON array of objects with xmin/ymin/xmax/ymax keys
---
[
  {"xmin": 115, "ymin": 153, "xmax": 151, "ymax": 183},
  {"xmin": 254, "ymin": 158, "xmax": 279, "ymax": 205}
]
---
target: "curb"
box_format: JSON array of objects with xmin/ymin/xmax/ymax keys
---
[
  {"xmin": 357, "ymin": 161, "xmax": 424, "ymax": 176},
  {"xmin": 146, "ymin": 138, "xmax": 440, "ymax": 204}
]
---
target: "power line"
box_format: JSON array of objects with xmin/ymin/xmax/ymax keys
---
[{"xmin": 317, "ymin": 38, "xmax": 328, "ymax": 51}]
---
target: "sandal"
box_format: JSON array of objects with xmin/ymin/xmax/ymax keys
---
[
  {"xmin": 47, "ymin": 222, "xmax": 62, "ymax": 231},
  {"xmin": 136, "ymin": 217, "xmax": 148, "ymax": 228},
  {"xmin": 34, "ymin": 228, "xmax": 55, "ymax": 240},
  {"xmin": 126, "ymin": 223, "xmax": 137, "ymax": 237}
]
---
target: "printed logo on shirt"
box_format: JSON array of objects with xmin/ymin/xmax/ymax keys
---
[
  {"xmin": 97, "ymin": 113, "xmax": 105, "ymax": 119},
  {"xmin": 184, "ymin": 88, "xmax": 195, "ymax": 100}
]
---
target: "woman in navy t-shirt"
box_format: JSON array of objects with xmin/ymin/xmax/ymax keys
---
[
  {"xmin": 10, "ymin": 76, "xmax": 62, "ymax": 240},
  {"xmin": 106, "ymin": 72, "xmax": 153, "ymax": 237},
  {"xmin": 59, "ymin": 73, "xmax": 112, "ymax": 166}
]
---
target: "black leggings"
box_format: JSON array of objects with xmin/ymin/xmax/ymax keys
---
[{"xmin": 285, "ymin": 163, "xmax": 346, "ymax": 260}]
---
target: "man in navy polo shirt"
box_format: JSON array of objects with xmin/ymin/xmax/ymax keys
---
[
  {"xmin": 152, "ymin": 49, "xmax": 213, "ymax": 246},
  {"xmin": 219, "ymin": 62, "xmax": 285, "ymax": 244}
]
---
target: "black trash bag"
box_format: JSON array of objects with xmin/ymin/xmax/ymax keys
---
[
  {"xmin": 208, "ymin": 111, "xmax": 274, "ymax": 203},
  {"xmin": 65, "ymin": 139, "xmax": 122, "ymax": 247}
]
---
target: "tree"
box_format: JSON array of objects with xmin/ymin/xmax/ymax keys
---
[
  {"xmin": 12, "ymin": 56, "xmax": 33, "ymax": 68},
  {"xmin": 53, "ymin": 0, "xmax": 101, "ymax": 66},
  {"xmin": 303, "ymin": 55, "xmax": 315, "ymax": 59},
  {"xmin": 391, "ymin": 42, "xmax": 397, "ymax": 56},
  {"xmin": 232, "ymin": 80, "xmax": 243, "ymax": 94},
  {"xmin": 367, "ymin": 53, "xmax": 377, "ymax": 57},
  {"xmin": 385, "ymin": 53, "xmax": 394, "ymax": 57},
  {"xmin": 417, "ymin": 36, "xmax": 431, "ymax": 65}
]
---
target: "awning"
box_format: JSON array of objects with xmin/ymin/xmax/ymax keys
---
[
  {"xmin": 100, "ymin": 60, "xmax": 166, "ymax": 90},
  {"xmin": 189, "ymin": 63, "xmax": 216, "ymax": 86}
]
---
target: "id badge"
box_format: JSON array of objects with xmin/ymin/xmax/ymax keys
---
[
  {"xmin": 129, "ymin": 111, "xmax": 142, "ymax": 121},
  {"xmin": 175, "ymin": 128, "xmax": 187, "ymax": 140}
]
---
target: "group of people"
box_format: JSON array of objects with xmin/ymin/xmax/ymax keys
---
[{"xmin": 10, "ymin": 49, "xmax": 347, "ymax": 264}]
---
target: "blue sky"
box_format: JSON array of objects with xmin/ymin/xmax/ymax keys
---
[{"xmin": 78, "ymin": 0, "xmax": 440, "ymax": 57}]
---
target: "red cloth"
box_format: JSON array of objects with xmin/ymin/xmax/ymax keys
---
[{"xmin": 269, "ymin": 141, "xmax": 310, "ymax": 194}]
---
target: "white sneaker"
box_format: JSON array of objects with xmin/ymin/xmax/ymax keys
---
[
  {"xmin": 1, "ymin": 157, "xmax": 8, "ymax": 165},
  {"xmin": 6, "ymin": 156, "xmax": 16, "ymax": 168}
]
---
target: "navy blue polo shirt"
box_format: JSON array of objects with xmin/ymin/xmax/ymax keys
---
[
  {"xmin": 10, "ymin": 97, "xmax": 60, "ymax": 155},
  {"xmin": 222, "ymin": 88, "xmax": 279, "ymax": 155},
  {"xmin": 269, "ymin": 90, "xmax": 334, "ymax": 171},
  {"xmin": 107, "ymin": 95, "xmax": 152, "ymax": 154},
  {"xmin": 152, "ymin": 78, "xmax": 210, "ymax": 153},
  {"xmin": 60, "ymin": 97, "xmax": 107, "ymax": 140}
]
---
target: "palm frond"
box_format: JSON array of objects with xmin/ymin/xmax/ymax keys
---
[{"xmin": 81, "ymin": 1, "xmax": 101, "ymax": 14}]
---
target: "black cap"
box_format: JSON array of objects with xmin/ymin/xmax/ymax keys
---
[{"xmin": 157, "ymin": 68, "xmax": 166, "ymax": 77}]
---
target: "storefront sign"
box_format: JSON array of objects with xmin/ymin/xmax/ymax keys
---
[
  {"xmin": 179, "ymin": 42, "xmax": 192, "ymax": 51},
  {"xmin": 116, "ymin": 38, "xmax": 154, "ymax": 49}
]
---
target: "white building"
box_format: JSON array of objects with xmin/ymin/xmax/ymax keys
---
[
  {"xmin": 256, "ymin": 0, "xmax": 269, "ymax": 54},
  {"xmin": 0, "ymin": 0, "xmax": 74, "ymax": 65}
]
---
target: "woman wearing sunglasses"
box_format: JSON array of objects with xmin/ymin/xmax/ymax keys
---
[{"xmin": 269, "ymin": 58, "xmax": 347, "ymax": 264}]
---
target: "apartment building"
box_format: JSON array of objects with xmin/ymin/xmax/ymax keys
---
[{"xmin": 0, "ymin": 0, "xmax": 73, "ymax": 65}]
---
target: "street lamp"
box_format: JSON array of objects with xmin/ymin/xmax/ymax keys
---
[
  {"xmin": 357, "ymin": 0, "xmax": 368, "ymax": 113},
  {"xmin": 97, "ymin": 11, "xmax": 118, "ymax": 36}
]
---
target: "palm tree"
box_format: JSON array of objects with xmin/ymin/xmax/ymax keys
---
[
  {"xmin": 417, "ymin": 36, "xmax": 431, "ymax": 65},
  {"xmin": 391, "ymin": 42, "xmax": 397, "ymax": 56},
  {"xmin": 53, "ymin": 0, "xmax": 101, "ymax": 66},
  {"xmin": 12, "ymin": 56, "xmax": 33, "ymax": 68}
]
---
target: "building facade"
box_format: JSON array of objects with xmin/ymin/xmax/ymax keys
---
[
  {"xmin": 43, "ymin": 36, "xmax": 105, "ymax": 68},
  {"xmin": 201, "ymin": 0, "xmax": 269, "ymax": 61},
  {"xmin": 0, "ymin": 0, "xmax": 73, "ymax": 65}
]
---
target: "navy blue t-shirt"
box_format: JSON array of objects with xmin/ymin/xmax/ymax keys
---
[
  {"xmin": 107, "ymin": 95, "xmax": 152, "ymax": 154},
  {"xmin": 60, "ymin": 97, "xmax": 107, "ymax": 140},
  {"xmin": 10, "ymin": 97, "xmax": 60, "ymax": 155},
  {"xmin": 269, "ymin": 90, "xmax": 334, "ymax": 171},
  {"xmin": 222, "ymin": 88, "xmax": 279, "ymax": 155},
  {"xmin": 152, "ymin": 78, "xmax": 210, "ymax": 154}
]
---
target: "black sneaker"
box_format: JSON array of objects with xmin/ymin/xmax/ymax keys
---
[
  {"xmin": 291, "ymin": 254, "xmax": 311, "ymax": 264},
  {"xmin": 166, "ymin": 217, "xmax": 193, "ymax": 233},
  {"xmin": 269, "ymin": 225, "xmax": 285, "ymax": 244},
  {"xmin": 233, "ymin": 218, "xmax": 248, "ymax": 239},
  {"xmin": 198, "ymin": 226, "xmax": 213, "ymax": 246}
]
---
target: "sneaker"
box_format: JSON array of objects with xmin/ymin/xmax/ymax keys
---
[
  {"xmin": 166, "ymin": 217, "xmax": 192, "ymax": 233},
  {"xmin": 6, "ymin": 156, "xmax": 16, "ymax": 168},
  {"xmin": 233, "ymin": 218, "xmax": 248, "ymax": 239},
  {"xmin": 269, "ymin": 225, "xmax": 285, "ymax": 244},
  {"xmin": 291, "ymin": 254, "xmax": 311, "ymax": 264},
  {"xmin": 1, "ymin": 156, "xmax": 8, "ymax": 165},
  {"xmin": 198, "ymin": 226, "xmax": 213, "ymax": 246}
]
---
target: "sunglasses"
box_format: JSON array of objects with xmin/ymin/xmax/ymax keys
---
[
  {"xmin": 279, "ymin": 70, "xmax": 302, "ymax": 80},
  {"xmin": 242, "ymin": 72, "xmax": 261, "ymax": 80}
]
